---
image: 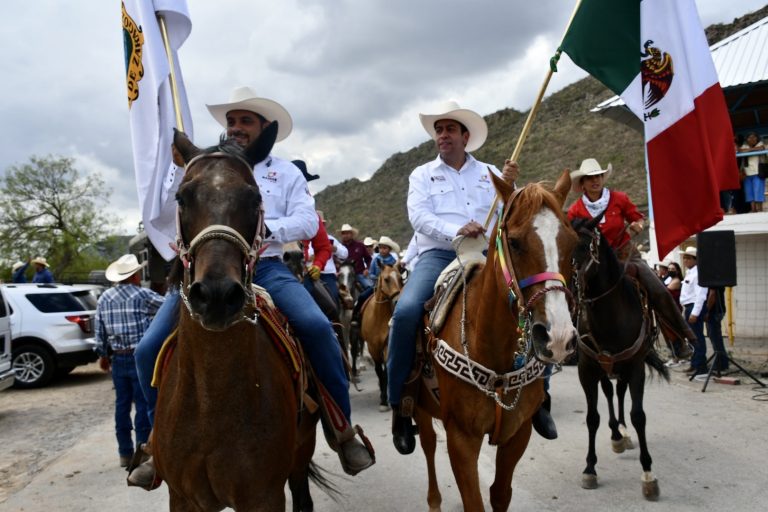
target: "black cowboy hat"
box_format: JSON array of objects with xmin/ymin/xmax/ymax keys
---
[{"xmin": 291, "ymin": 160, "xmax": 320, "ymax": 182}]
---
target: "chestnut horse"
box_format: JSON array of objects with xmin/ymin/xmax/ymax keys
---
[
  {"xmin": 360, "ymin": 264, "xmax": 403, "ymax": 411},
  {"xmin": 153, "ymin": 126, "xmax": 323, "ymax": 511},
  {"xmin": 414, "ymin": 170, "xmax": 578, "ymax": 511},
  {"xmin": 571, "ymin": 215, "xmax": 669, "ymax": 501}
]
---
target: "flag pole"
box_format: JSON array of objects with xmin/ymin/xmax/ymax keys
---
[
  {"xmin": 483, "ymin": 0, "xmax": 584, "ymax": 229},
  {"xmin": 157, "ymin": 14, "xmax": 185, "ymax": 132}
]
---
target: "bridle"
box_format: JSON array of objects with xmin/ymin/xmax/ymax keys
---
[
  {"xmin": 174, "ymin": 152, "xmax": 266, "ymax": 325},
  {"xmin": 373, "ymin": 269, "xmax": 402, "ymax": 305},
  {"xmin": 572, "ymin": 225, "xmax": 626, "ymax": 305}
]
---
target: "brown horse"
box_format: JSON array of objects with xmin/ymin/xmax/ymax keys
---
[
  {"xmin": 360, "ymin": 264, "xmax": 403, "ymax": 411},
  {"xmin": 414, "ymin": 170, "xmax": 578, "ymax": 511},
  {"xmin": 153, "ymin": 126, "xmax": 322, "ymax": 511}
]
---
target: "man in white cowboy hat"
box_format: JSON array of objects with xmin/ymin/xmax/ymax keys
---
[
  {"xmin": 95, "ymin": 254, "xmax": 165, "ymax": 469},
  {"xmin": 386, "ymin": 100, "xmax": 525, "ymax": 454},
  {"xmin": 131, "ymin": 86, "xmax": 373, "ymax": 485},
  {"xmin": 678, "ymin": 246, "xmax": 710, "ymax": 376},
  {"xmin": 30, "ymin": 257, "xmax": 54, "ymax": 283},
  {"xmin": 339, "ymin": 223, "xmax": 373, "ymax": 290},
  {"xmin": 11, "ymin": 260, "xmax": 29, "ymax": 283}
]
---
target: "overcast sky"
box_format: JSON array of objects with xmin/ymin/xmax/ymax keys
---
[{"xmin": 1, "ymin": 1, "xmax": 764, "ymax": 235}]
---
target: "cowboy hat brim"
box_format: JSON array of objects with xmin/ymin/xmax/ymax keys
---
[
  {"xmin": 570, "ymin": 164, "xmax": 613, "ymax": 193},
  {"xmin": 207, "ymin": 96, "xmax": 293, "ymax": 142},
  {"xmin": 419, "ymin": 105, "xmax": 488, "ymax": 152},
  {"xmin": 105, "ymin": 261, "xmax": 145, "ymax": 283}
]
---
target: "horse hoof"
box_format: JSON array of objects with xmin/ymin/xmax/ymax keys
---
[
  {"xmin": 642, "ymin": 478, "xmax": 660, "ymax": 501},
  {"xmin": 378, "ymin": 404, "xmax": 391, "ymax": 413},
  {"xmin": 581, "ymin": 474, "xmax": 598, "ymax": 489},
  {"xmin": 611, "ymin": 439, "xmax": 626, "ymax": 453},
  {"xmin": 623, "ymin": 436, "xmax": 635, "ymax": 450}
]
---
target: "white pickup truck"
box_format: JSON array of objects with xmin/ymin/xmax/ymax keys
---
[{"xmin": 0, "ymin": 287, "xmax": 15, "ymax": 391}]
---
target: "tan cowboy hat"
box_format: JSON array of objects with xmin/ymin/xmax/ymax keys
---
[
  {"xmin": 363, "ymin": 236, "xmax": 377, "ymax": 247},
  {"xmin": 419, "ymin": 100, "xmax": 488, "ymax": 152},
  {"xmin": 339, "ymin": 223, "xmax": 359, "ymax": 237},
  {"xmin": 105, "ymin": 254, "xmax": 145, "ymax": 282},
  {"xmin": 12, "ymin": 261, "xmax": 25, "ymax": 272},
  {"xmin": 679, "ymin": 246, "xmax": 697, "ymax": 258},
  {"xmin": 206, "ymin": 86, "xmax": 293, "ymax": 142},
  {"xmin": 569, "ymin": 158, "xmax": 613, "ymax": 193},
  {"xmin": 377, "ymin": 236, "xmax": 400, "ymax": 255},
  {"xmin": 31, "ymin": 257, "xmax": 49, "ymax": 267}
]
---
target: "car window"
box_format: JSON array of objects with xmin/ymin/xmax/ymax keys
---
[
  {"xmin": 72, "ymin": 290, "xmax": 98, "ymax": 310},
  {"xmin": 25, "ymin": 292, "xmax": 90, "ymax": 313},
  {"xmin": 0, "ymin": 292, "xmax": 7, "ymax": 318}
]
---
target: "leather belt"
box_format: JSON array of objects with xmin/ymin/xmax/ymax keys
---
[{"xmin": 112, "ymin": 348, "xmax": 135, "ymax": 355}]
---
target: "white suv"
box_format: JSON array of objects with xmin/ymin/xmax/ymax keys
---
[
  {"xmin": 2, "ymin": 283, "xmax": 99, "ymax": 388},
  {"xmin": 0, "ymin": 287, "xmax": 14, "ymax": 391}
]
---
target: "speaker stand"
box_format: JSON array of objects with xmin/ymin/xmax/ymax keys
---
[{"xmin": 689, "ymin": 350, "xmax": 766, "ymax": 392}]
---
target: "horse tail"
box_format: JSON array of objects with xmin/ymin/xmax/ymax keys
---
[
  {"xmin": 644, "ymin": 348, "xmax": 670, "ymax": 382},
  {"xmin": 307, "ymin": 461, "xmax": 342, "ymax": 501}
]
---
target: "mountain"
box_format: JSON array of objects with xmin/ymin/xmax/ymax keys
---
[{"xmin": 316, "ymin": 6, "xmax": 766, "ymax": 247}]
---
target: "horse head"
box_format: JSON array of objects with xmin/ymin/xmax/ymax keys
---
[
  {"xmin": 376, "ymin": 264, "xmax": 403, "ymax": 305},
  {"xmin": 489, "ymin": 169, "xmax": 578, "ymax": 363},
  {"xmin": 282, "ymin": 241, "xmax": 305, "ymax": 281},
  {"xmin": 171, "ymin": 123, "xmax": 278, "ymax": 331},
  {"xmin": 337, "ymin": 262, "xmax": 358, "ymax": 309},
  {"xmin": 571, "ymin": 213, "xmax": 624, "ymax": 300}
]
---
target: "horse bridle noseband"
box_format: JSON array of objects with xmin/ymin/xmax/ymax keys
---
[{"xmin": 175, "ymin": 152, "xmax": 266, "ymax": 323}]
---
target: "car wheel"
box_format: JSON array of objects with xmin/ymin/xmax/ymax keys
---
[{"xmin": 12, "ymin": 344, "xmax": 55, "ymax": 388}]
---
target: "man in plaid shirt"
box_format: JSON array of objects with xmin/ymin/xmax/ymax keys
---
[{"xmin": 95, "ymin": 254, "xmax": 165, "ymax": 468}]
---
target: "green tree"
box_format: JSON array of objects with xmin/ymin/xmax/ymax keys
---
[{"xmin": 0, "ymin": 155, "xmax": 116, "ymax": 279}]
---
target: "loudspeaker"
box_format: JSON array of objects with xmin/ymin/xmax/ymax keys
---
[{"xmin": 696, "ymin": 231, "xmax": 736, "ymax": 287}]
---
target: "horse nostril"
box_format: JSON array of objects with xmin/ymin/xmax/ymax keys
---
[
  {"xmin": 223, "ymin": 281, "xmax": 246, "ymax": 317},
  {"xmin": 567, "ymin": 332, "xmax": 577, "ymax": 353},
  {"xmin": 188, "ymin": 281, "xmax": 210, "ymax": 314},
  {"xmin": 531, "ymin": 322, "xmax": 550, "ymax": 347}
]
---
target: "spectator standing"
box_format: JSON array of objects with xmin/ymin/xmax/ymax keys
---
[
  {"xmin": 339, "ymin": 224, "xmax": 372, "ymax": 290},
  {"xmin": 679, "ymin": 247, "xmax": 709, "ymax": 376},
  {"xmin": 11, "ymin": 260, "xmax": 29, "ymax": 283},
  {"xmin": 737, "ymin": 132, "xmax": 766, "ymax": 213},
  {"xmin": 30, "ymin": 257, "xmax": 54, "ymax": 283},
  {"xmin": 95, "ymin": 254, "xmax": 165, "ymax": 468},
  {"xmin": 704, "ymin": 286, "xmax": 729, "ymax": 373}
]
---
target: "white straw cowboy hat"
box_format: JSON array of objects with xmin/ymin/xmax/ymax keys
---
[
  {"xmin": 363, "ymin": 236, "xmax": 377, "ymax": 247},
  {"xmin": 31, "ymin": 257, "xmax": 49, "ymax": 267},
  {"xmin": 206, "ymin": 86, "xmax": 293, "ymax": 142},
  {"xmin": 419, "ymin": 100, "xmax": 488, "ymax": 152},
  {"xmin": 569, "ymin": 158, "xmax": 613, "ymax": 193},
  {"xmin": 105, "ymin": 254, "xmax": 145, "ymax": 282},
  {"xmin": 12, "ymin": 261, "xmax": 25, "ymax": 272},
  {"xmin": 377, "ymin": 236, "xmax": 400, "ymax": 255},
  {"xmin": 339, "ymin": 223, "xmax": 359, "ymax": 237},
  {"xmin": 679, "ymin": 246, "xmax": 697, "ymax": 258}
]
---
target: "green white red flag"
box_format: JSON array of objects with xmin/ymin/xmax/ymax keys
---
[
  {"xmin": 558, "ymin": 0, "xmax": 739, "ymax": 257},
  {"xmin": 122, "ymin": 0, "xmax": 193, "ymax": 260}
]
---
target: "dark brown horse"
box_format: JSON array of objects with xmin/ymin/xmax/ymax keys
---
[
  {"xmin": 414, "ymin": 171, "xmax": 578, "ymax": 511},
  {"xmin": 153, "ymin": 126, "xmax": 323, "ymax": 511},
  {"xmin": 571, "ymin": 215, "xmax": 669, "ymax": 501},
  {"xmin": 360, "ymin": 264, "xmax": 402, "ymax": 411}
]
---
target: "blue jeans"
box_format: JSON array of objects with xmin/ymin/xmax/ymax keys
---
[
  {"xmin": 387, "ymin": 249, "xmax": 455, "ymax": 405},
  {"xmin": 685, "ymin": 303, "xmax": 708, "ymax": 370},
  {"xmin": 112, "ymin": 353, "xmax": 151, "ymax": 457},
  {"xmin": 356, "ymin": 274, "xmax": 373, "ymax": 291},
  {"xmin": 135, "ymin": 260, "xmax": 351, "ymax": 424},
  {"xmin": 320, "ymin": 273, "xmax": 340, "ymax": 305},
  {"xmin": 706, "ymin": 310, "xmax": 729, "ymax": 371}
]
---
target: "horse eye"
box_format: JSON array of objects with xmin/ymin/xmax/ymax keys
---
[{"xmin": 507, "ymin": 238, "xmax": 522, "ymax": 252}]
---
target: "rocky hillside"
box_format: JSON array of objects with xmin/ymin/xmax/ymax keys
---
[{"xmin": 316, "ymin": 6, "xmax": 766, "ymax": 247}]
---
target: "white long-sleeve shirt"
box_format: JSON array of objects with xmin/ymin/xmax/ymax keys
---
[
  {"xmin": 308, "ymin": 233, "xmax": 348, "ymax": 274},
  {"xmin": 679, "ymin": 265, "xmax": 707, "ymax": 316},
  {"xmin": 407, "ymin": 154, "xmax": 500, "ymax": 254}
]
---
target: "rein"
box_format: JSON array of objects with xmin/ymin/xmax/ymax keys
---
[{"xmin": 175, "ymin": 152, "xmax": 266, "ymax": 326}]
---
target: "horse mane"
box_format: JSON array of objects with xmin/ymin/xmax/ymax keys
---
[{"xmin": 506, "ymin": 181, "xmax": 568, "ymax": 227}]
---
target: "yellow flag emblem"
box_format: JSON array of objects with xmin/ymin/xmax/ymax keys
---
[{"xmin": 122, "ymin": 2, "xmax": 144, "ymax": 108}]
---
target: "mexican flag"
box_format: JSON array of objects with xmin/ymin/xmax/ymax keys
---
[
  {"xmin": 122, "ymin": 0, "xmax": 193, "ymax": 261},
  {"xmin": 559, "ymin": 0, "xmax": 739, "ymax": 257}
]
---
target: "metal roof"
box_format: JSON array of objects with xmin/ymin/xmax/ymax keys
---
[{"xmin": 593, "ymin": 15, "xmax": 768, "ymax": 131}]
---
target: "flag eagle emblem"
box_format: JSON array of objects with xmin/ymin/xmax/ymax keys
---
[
  {"xmin": 640, "ymin": 39, "xmax": 674, "ymax": 110},
  {"xmin": 122, "ymin": 2, "xmax": 145, "ymax": 108}
]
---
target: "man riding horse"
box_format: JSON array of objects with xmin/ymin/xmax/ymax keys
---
[
  {"xmin": 130, "ymin": 86, "xmax": 374, "ymax": 486},
  {"xmin": 386, "ymin": 100, "xmax": 557, "ymax": 455}
]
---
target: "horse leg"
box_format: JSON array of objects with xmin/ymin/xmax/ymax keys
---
[
  {"xmin": 616, "ymin": 378, "xmax": 634, "ymax": 450},
  {"xmin": 489, "ymin": 420, "xmax": 532, "ymax": 512},
  {"xmin": 168, "ymin": 488, "xmax": 204, "ymax": 512},
  {"xmin": 599, "ymin": 377, "xmax": 624, "ymax": 453},
  {"xmin": 579, "ymin": 367, "xmax": 601, "ymax": 490},
  {"xmin": 288, "ymin": 471, "xmax": 313, "ymax": 512},
  {"xmin": 627, "ymin": 369, "xmax": 659, "ymax": 501},
  {"xmin": 415, "ymin": 410, "xmax": 442, "ymax": 512},
  {"xmin": 445, "ymin": 422, "xmax": 485, "ymax": 511},
  {"xmin": 374, "ymin": 360, "xmax": 390, "ymax": 411}
]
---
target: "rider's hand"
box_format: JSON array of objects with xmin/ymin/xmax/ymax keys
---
[
  {"xmin": 629, "ymin": 220, "xmax": 644, "ymax": 235},
  {"xmin": 501, "ymin": 159, "xmax": 519, "ymax": 185},
  {"xmin": 98, "ymin": 356, "xmax": 111, "ymax": 373},
  {"xmin": 307, "ymin": 265, "xmax": 321, "ymax": 281},
  {"xmin": 457, "ymin": 221, "xmax": 485, "ymax": 238}
]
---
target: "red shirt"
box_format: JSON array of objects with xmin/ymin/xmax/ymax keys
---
[
  {"xmin": 303, "ymin": 214, "xmax": 332, "ymax": 270},
  {"xmin": 342, "ymin": 239, "xmax": 371, "ymax": 275},
  {"xmin": 568, "ymin": 190, "xmax": 643, "ymax": 249}
]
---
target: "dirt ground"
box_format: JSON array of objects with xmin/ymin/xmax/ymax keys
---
[{"xmin": 0, "ymin": 363, "xmax": 114, "ymax": 504}]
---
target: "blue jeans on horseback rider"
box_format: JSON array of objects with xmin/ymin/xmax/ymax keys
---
[{"xmin": 131, "ymin": 258, "xmax": 374, "ymax": 484}]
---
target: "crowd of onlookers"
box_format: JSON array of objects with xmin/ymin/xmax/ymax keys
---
[{"xmin": 724, "ymin": 132, "xmax": 768, "ymax": 214}]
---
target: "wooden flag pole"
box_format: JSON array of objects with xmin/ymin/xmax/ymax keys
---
[
  {"xmin": 482, "ymin": 0, "xmax": 584, "ymax": 229},
  {"xmin": 157, "ymin": 14, "xmax": 185, "ymax": 132}
]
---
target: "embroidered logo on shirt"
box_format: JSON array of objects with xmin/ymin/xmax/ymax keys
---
[
  {"xmin": 430, "ymin": 175, "xmax": 446, "ymax": 182},
  {"xmin": 479, "ymin": 173, "xmax": 490, "ymax": 183},
  {"xmin": 263, "ymin": 171, "xmax": 278, "ymax": 183}
]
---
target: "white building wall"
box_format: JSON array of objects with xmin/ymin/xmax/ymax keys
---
[{"xmin": 729, "ymin": 234, "xmax": 768, "ymax": 339}]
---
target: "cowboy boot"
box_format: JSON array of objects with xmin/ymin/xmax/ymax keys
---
[
  {"xmin": 531, "ymin": 391, "xmax": 558, "ymax": 440},
  {"xmin": 391, "ymin": 406, "xmax": 417, "ymax": 454},
  {"xmin": 634, "ymin": 262, "xmax": 697, "ymax": 343}
]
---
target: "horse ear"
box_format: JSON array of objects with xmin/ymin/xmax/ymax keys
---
[
  {"xmin": 552, "ymin": 169, "xmax": 571, "ymax": 207},
  {"xmin": 173, "ymin": 129, "xmax": 201, "ymax": 165},
  {"xmin": 244, "ymin": 121, "xmax": 278, "ymax": 167},
  {"xmin": 489, "ymin": 167, "xmax": 514, "ymax": 201}
]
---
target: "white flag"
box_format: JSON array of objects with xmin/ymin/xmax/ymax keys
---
[{"xmin": 122, "ymin": 0, "xmax": 192, "ymax": 260}]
